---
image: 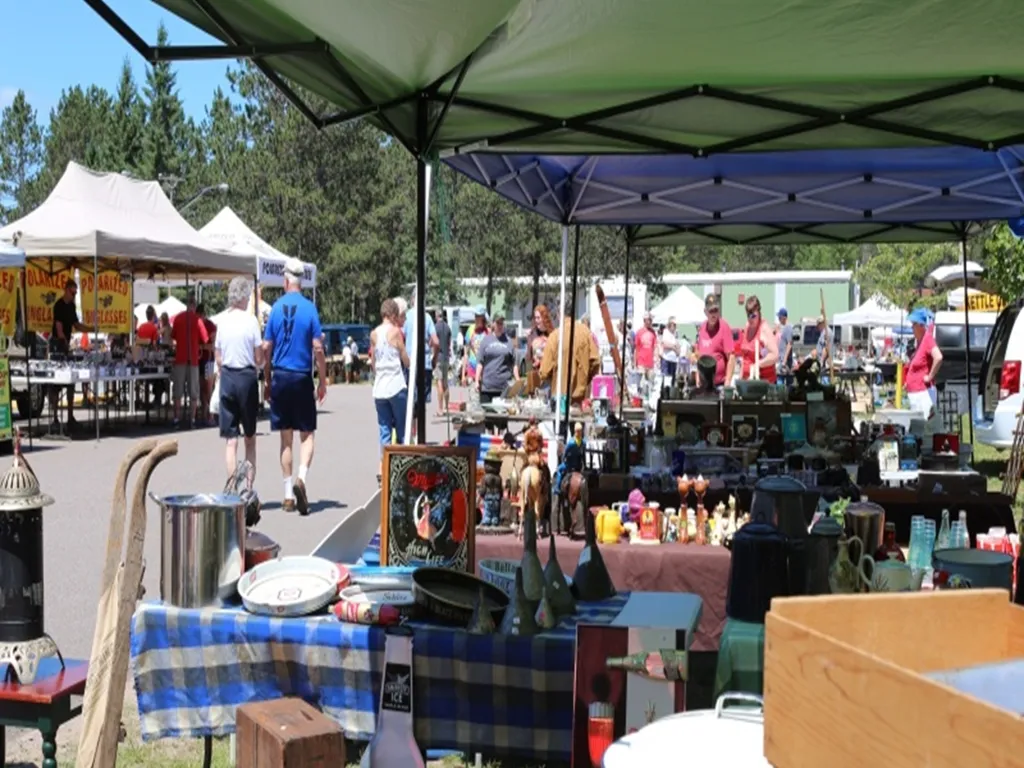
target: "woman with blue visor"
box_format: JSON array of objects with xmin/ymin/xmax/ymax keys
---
[{"xmin": 904, "ymin": 307, "xmax": 943, "ymax": 420}]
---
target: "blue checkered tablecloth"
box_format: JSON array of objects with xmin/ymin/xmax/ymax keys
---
[{"xmin": 131, "ymin": 593, "xmax": 628, "ymax": 762}]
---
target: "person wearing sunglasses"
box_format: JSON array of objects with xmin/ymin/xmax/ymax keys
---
[
  {"xmin": 693, "ymin": 294, "xmax": 735, "ymax": 387},
  {"xmin": 730, "ymin": 295, "xmax": 779, "ymax": 383}
]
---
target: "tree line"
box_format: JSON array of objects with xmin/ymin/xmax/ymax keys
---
[{"xmin": 2, "ymin": 24, "xmax": 1023, "ymax": 322}]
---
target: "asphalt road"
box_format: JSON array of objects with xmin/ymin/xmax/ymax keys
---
[{"xmin": 26, "ymin": 382, "xmax": 456, "ymax": 660}]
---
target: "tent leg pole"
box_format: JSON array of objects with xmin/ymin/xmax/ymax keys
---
[
  {"xmin": 94, "ymin": 255, "xmax": 100, "ymax": 443},
  {"xmin": 961, "ymin": 233, "xmax": 974, "ymax": 450},
  {"xmin": 553, "ymin": 227, "xmax": 569, "ymax": 443},
  {"xmin": 620, "ymin": 235, "xmax": 631, "ymax": 472},
  {"xmin": 21, "ymin": 268, "xmax": 32, "ymax": 452},
  {"xmin": 563, "ymin": 226, "xmax": 582, "ymax": 441},
  {"xmin": 186, "ymin": 275, "xmax": 191, "ymax": 429}
]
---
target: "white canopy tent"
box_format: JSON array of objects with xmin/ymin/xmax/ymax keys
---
[
  {"xmin": 133, "ymin": 296, "xmax": 187, "ymax": 325},
  {"xmin": 200, "ymin": 207, "xmax": 317, "ymax": 290},
  {"xmin": 833, "ymin": 293, "xmax": 904, "ymax": 326},
  {"xmin": 649, "ymin": 286, "xmax": 706, "ymax": 326},
  {"xmin": 0, "ymin": 162, "xmax": 249, "ymax": 278}
]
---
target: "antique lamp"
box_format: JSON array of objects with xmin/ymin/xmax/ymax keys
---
[{"xmin": 0, "ymin": 430, "xmax": 61, "ymax": 683}]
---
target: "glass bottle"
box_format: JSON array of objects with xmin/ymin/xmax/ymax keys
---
[
  {"xmin": 958, "ymin": 510, "xmax": 969, "ymax": 548},
  {"xmin": 936, "ymin": 509, "xmax": 951, "ymax": 550},
  {"xmin": 606, "ymin": 649, "xmax": 688, "ymax": 682},
  {"xmin": 874, "ymin": 522, "xmax": 905, "ymax": 562},
  {"xmin": 361, "ymin": 627, "xmax": 425, "ymax": 768}
]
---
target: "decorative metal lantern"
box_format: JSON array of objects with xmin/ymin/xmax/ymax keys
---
[{"xmin": 0, "ymin": 430, "xmax": 60, "ymax": 683}]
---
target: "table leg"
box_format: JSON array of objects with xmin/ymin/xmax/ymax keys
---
[
  {"xmin": 0, "ymin": 724, "xmax": 5, "ymax": 764},
  {"xmin": 41, "ymin": 728, "xmax": 56, "ymax": 768},
  {"xmin": 203, "ymin": 735, "xmax": 213, "ymax": 768}
]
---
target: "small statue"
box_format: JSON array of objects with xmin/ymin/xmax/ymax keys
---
[
  {"xmin": 479, "ymin": 455, "xmax": 504, "ymax": 527},
  {"xmin": 520, "ymin": 417, "xmax": 552, "ymax": 538},
  {"xmin": 665, "ymin": 513, "xmax": 680, "ymax": 542},
  {"xmin": 711, "ymin": 506, "xmax": 724, "ymax": 546},
  {"xmin": 556, "ymin": 422, "xmax": 589, "ymax": 538}
]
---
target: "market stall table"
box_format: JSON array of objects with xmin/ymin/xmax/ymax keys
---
[
  {"xmin": 131, "ymin": 590, "xmax": 702, "ymax": 763},
  {"xmin": 476, "ymin": 535, "xmax": 728, "ymax": 651}
]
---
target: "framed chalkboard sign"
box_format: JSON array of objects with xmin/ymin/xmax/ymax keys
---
[{"xmin": 381, "ymin": 445, "xmax": 477, "ymax": 572}]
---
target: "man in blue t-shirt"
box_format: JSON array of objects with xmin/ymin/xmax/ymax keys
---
[
  {"xmin": 403, "ymin": 298, "xmax": 439, "ymax": 438},
  {"xmin": 263, "ymin": 258, "xmax": 327, "ymax": 515}
]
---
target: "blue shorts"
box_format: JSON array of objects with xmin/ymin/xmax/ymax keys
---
[
  {"xmin": 219, "ymin": 366, "xmax": 259, "ymax": 438},
  {"xmin": 269, "ymin": 369, "xmax": 317, "ymax": 433}
]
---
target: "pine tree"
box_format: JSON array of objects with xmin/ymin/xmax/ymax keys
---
[
  {"xmin": 0, "ymin": 90, "xmax": 43, "ymax": 222},
  {"xmin": 109, "ymin": 59, "xmax": 145, "ymax": 175},
  {"xmin": 141, "ymin": 23, "xmax": 190, "ymax": 194}
]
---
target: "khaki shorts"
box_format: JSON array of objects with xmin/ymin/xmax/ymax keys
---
[{"xmin": 172, "ymin": 364, "xmax": 201, "ymax": 401}]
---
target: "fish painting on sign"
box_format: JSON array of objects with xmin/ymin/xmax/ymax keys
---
[{"xmin": 381, "ymin": 446, "xmax": 477, "ymax": 573}]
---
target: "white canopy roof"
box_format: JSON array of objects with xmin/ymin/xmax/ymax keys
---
[
  {"xmin": 0, "ymin": 162, "xmax": 250, "ymax": 278},
  {"xmin": 0, "ymin": 244, "xmax": 25, "ymax": 268},
  {"xmin": 199, "ymin": 207, "xmax": 317, "ymax": 288},
  {"xmin": 925, "ymin": 261, "xmax": 985, "ymax": 288},
  {"xmin": 833, "ymin": 293, "xmax": 904, "ymax": 326},
  {"xmin": 650, "ymin": 286, "xmax": 706, "ymax": 326}
]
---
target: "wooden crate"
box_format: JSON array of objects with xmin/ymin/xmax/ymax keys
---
[
  {"xmin": 765, "ymin": 591, "xmax": 1024, "ymax": 768},
  {"xmin": 236, "ymin": 698, "xmax": 345, "ymax": 768}
]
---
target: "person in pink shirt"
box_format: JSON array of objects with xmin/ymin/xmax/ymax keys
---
[
  {"xmin": 694, "ymin": 294, "xmax": 735, "ymax": 386},
  {"xmin": 634, "ymin": 311, "xmax": 659, "ymax": 379},
  {"xmin": 905, "ymin": 307, "xmax": 943, "ymax": 419}
]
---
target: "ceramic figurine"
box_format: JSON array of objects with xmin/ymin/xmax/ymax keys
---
[
  {"xmin": 677, "ymin": 474, "xmax": 692, "ymax": 510},
  {"xmin": 666, "ymin": 513, "xmax": 680, "ymax": 542},
  {"xmin": 500, "ymin": 567, "xmax": 540, "ymax": 636},
  {"xmin": 467, "ymin": 587, "xmax": 496, "ymax": 634},
  {"xmin": 695, "ymin": 506, "xmax": 708, "ymax": 546},
  {"xmin": 624, "ymin": 522, "xmax": 639, "ymax": 542},
  {"xmin": 543, "ymin": 534, "xmax": 576, "ymax": 617},
  {"xmin": 686, "ymin": 508, "xmax": 697, "ymax": 541},
  {"xmin": 534, "ymin": 586, "xmax": 556, "ymax": 630},
  {"xmin": 711, "ymin": 508, "xmax": 724, "ymax": 546},
  {"xmin": 728, "ymin": 494, "xmax": 737, "ymax": 515},
  {"xmin": 572, "ymin": 502, "xmax": 616, "ymax": 602},
  {"xmin": 828, "ymin": 534, "xmax": 865, "ymax": 594},
  {"xmin": 480, "ymin": 456, "xmax": 504, "ymax": 527}
]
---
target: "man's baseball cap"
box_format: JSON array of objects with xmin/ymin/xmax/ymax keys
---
[
  {"xmin": 777, "ymin": 307, "xmax": 788, "ymax": 318},
  {"xmin": 704, "ymin": 294, "xmax": 721, "ymax": 310},
  {"xmin": 474, "ymin": 305, "xmax": 487, "ymax": 317},
  {"xmin": 283, "ymin": 257, "xmax": 304, "ymax": 278}
]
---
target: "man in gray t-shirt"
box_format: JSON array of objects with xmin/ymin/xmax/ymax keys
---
[
  {"xmin": 476, "ymin": 314, "xmax": 519, "ymax": 401},
  {"xmin": 433, "ymin": 312, "xmax": 452, "ymax": 413},
  {"xmin": 777, "ymin": 308, "xmax": 794, "ymax": 382}
]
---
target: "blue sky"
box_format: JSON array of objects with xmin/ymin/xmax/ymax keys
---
[{"xmin": 2, "ymin": 1, "xmax": 231, "ymax": 123}]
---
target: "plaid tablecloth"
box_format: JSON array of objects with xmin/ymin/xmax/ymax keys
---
[
  {"xmin": 131, "ymin": 593, "xmax": 628, "ymax": 762},
  {"xmin": 713, "ymin": 617, "xmax": 765, "ymax": 700}
]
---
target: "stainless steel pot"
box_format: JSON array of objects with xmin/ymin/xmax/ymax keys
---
[{"xmin": 153, "ymin": 492, "xmax": 246, "ymax": 608}]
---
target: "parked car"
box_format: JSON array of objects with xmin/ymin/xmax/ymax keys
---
[
  {"xmin": 973, "ymin": 302, "xmax": 1023, "ymax": 448},
  {"xmin": 931, "ymin": 310, "xmax": 994, "ymax": 388}
]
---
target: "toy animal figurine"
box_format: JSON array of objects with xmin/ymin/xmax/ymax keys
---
[
  {"xmin": 518, "ymin": 418, "xmax": 551, "ymax": 538},
  {"xmin": 557, "ymin": 422, "xmax": 589, "ymax": 538}
]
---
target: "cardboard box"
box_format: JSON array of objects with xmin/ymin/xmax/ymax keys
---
[{"xmin": 765, "ymin": 591, "xmax": 1024, "ymax": 768}]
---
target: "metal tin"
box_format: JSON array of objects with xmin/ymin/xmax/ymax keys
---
[
  {"xmin": 154, "ymin": 492, "xmax": 245, "ymax": 608},
  {"xmin": 239, "ymin": 556, "xmax": 342, "ymax": 617}
]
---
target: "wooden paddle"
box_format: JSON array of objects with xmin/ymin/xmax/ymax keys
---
[{"xmin": 76, "ymin": 439, "xmax": 179, "ymax": 768}]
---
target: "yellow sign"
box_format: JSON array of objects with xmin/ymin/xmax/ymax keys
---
[
  {"xmin": 79, "ymin": 270, "xmax": 132, "ymax": 333},
  {"xmin": 24, "ymin": 265, "xmax": 74, "ymax": 334},
  {"xmin": 0, "ymin": 358, "xmax": 11, "ymax": 442},
  {"xmin": 0, "ymin": 269, "xmax": 19, "ymax": 338},
  {"xmin": 966, "ymin": 292, "xmax": 1005, "ymax": 313}
]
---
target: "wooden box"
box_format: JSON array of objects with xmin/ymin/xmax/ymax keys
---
[
  {"xmin": 236, "ymin": 698, "xmax": 345, "ymax": 768},
  {"xmin": 765, "ymin": 591, "xmax": 1024, "ymax": 768}
]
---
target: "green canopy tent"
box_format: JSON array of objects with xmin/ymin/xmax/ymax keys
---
[{"xmin": 84, "ymin": 0, "xmax": 1024, "ymax": 443}]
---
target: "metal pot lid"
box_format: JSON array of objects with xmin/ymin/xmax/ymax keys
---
[
  {"xmin": 845, "ymin": 500, "xmax": 885, "ymax": 517},
  {"xmin": 0, "ymin": 433, "xmax": 54, "ymax": 511},
  {"xmin": 753, "ymin": 475, "xmax": 806, "ymax": 494},
  {"xmin": 602, "ymin": 694, "xmax": 769, "ymax": 767}
]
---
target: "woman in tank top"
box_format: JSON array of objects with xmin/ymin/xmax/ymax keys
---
[{"xmin": 370, "ymin": 298, "xmax": 411, "ymax": 464}]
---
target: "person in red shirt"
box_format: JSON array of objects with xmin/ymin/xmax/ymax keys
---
[
  {"xmin": 732, "ymin": 294, "xmax": 779, "ymax": 384},
  {"xmin": 634, "ymin": 311, "xmax": 659, "ymax": 379},
  {"xmin": 196, "ymin": 304, "xmax": 218, "ymax": 425},
  {"xmin": 136, "ymin": 305, "xmax": 159, "ymax": 346},
  {"xmin": 694, "ymin": 294, "xmax": 735, "ymax": 387},
  {"xmin": 905, "ymin": 307, "xmax": 943, "ymax": 419},
  {"xmin": 171, "ymin": 292, "xmax": 209, "ymax": 428}
]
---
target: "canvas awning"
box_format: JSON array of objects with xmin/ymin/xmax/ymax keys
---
[
  {"xmin": 200, "ymin": 206, "xmax": 318, "ymax": 287},
  {"xmin": 833, "ymin": 293, "xmax": 904, "ymax": 327},
  {"xmin": 0, "ymin": 162, "xmax": 251, "ymax": 277},
  {"xmin": 110, "ymin": 1, "xmax": 1024, "ymax": 157}
]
